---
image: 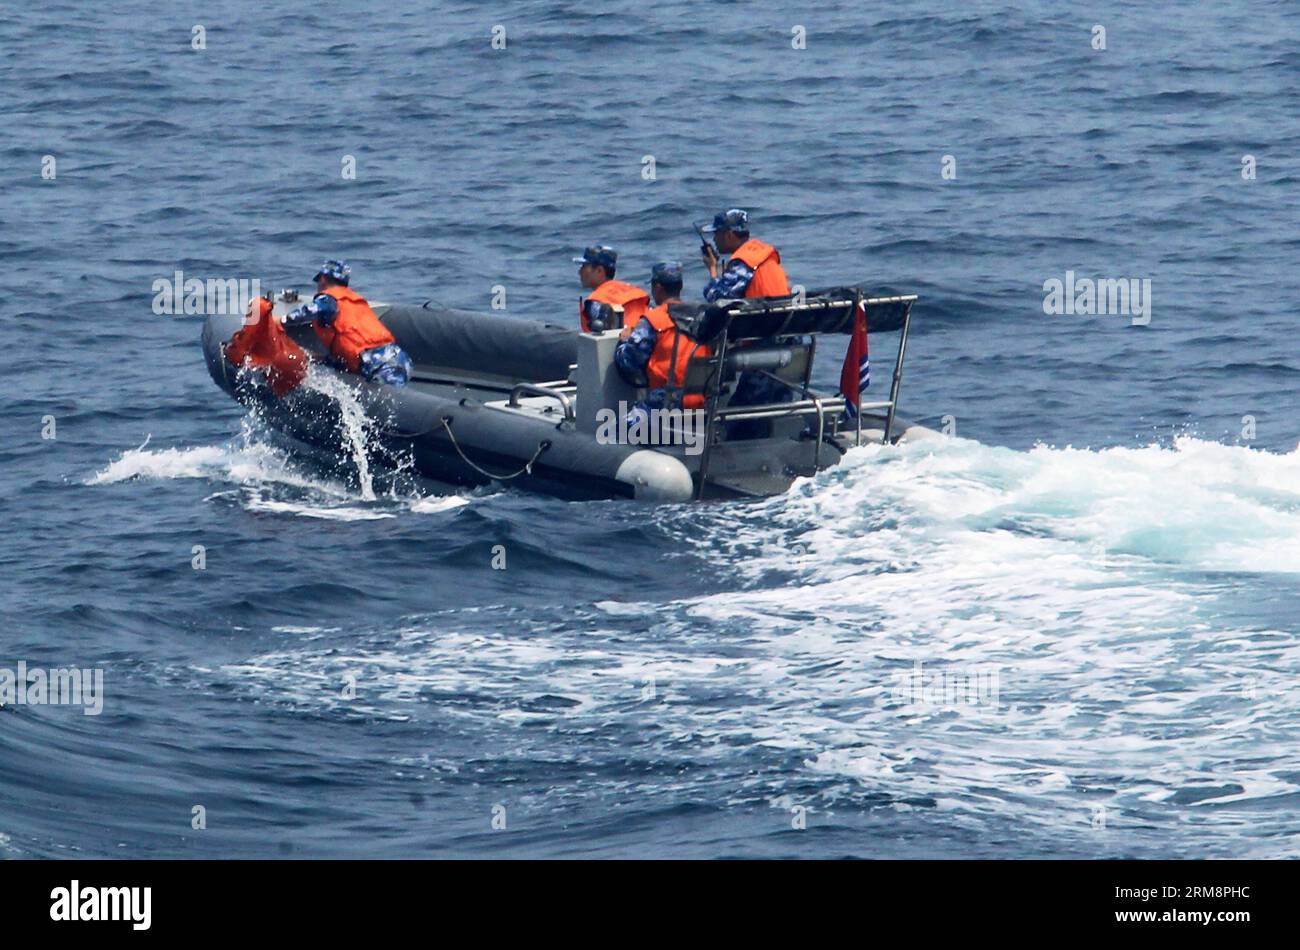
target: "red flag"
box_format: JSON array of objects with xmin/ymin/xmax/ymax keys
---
[
  {"xmin": 225, "ymin": 298, "xmax": 310, "ymax": 397},
  {"xmin": 839, "ymin": 300, "xmax": 870, "ymax": 415}
]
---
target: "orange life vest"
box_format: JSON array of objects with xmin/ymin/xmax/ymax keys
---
[
  {"xmin": 580, "ymin": 279, "xmax": 650, "ymax": 332},
  {"xmin": 730, "ymin": 239, "xmax": 790, "ymax": 298},
  {"xmin": 224, "ymin": 297, "xmax": 309, "ymax": 397},
  {"xmin": 645, "ymin": 300, "xmax": 712, "ymax": 410},
  {"xmin": 312, "ymin": 285, "xmax": 396, "ymax": 373}
]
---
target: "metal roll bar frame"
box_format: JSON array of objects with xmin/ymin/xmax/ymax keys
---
[{"xmin": 693, "ymin": 292, "xmax": 917, "ymax": 500}]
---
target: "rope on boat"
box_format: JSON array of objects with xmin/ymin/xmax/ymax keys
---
[{"xmin": 439, "ymin": 416, "xmax": 551, "ymax": 481}]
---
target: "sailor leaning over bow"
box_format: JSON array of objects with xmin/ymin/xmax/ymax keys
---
[{"xmin": 281, "ymin": 259, "xmax": 413, "ymax": 386}]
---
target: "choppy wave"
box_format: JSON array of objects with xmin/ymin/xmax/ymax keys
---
[
  {"xmin": 199, "ymin": 435, "xmax": 1300, "ymax": 857},
  {"xmin": 87, "ymin": 421, "xmax": 472, "ymax": 521},
  {"xmin": 724, "ymin": 434, "xmax": 1300, "ymax": 576}
]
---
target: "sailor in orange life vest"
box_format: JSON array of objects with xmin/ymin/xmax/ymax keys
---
[
  {"xmin": 574, "ymin": 245, "xmax": 650, "ymax": 333},
  {"xmin": 281, "ymin": 260, "xmax": 413, "ymax": 386},
  {"xmin": 699, "ymin": 208, "xmax": 796, "ymax": 436},
  {"xmin": 699, "ymin": 208, "xmax": 790, "ymax": 301},
  {"xmin": 614, "ymin": 261, "xmax": 712, "ymax": 417}
]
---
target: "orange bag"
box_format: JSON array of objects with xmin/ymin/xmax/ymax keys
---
[{"xmin": 225, "ymin": 298, "xmax": 310, "ymax": 396}]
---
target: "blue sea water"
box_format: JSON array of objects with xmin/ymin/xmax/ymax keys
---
[{"xmin": 3, "ymin": 0, "xmax": 1300, "ymax": 858}]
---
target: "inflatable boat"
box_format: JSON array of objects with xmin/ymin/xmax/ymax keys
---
[{"xmin": 201, "ymin": 288, "xmax": 938, "ymax": 502}]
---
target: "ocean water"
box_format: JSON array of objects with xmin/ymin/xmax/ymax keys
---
[{"xmin": 3, "ymin": 0, "xmax": 1300, "ymax": 858}]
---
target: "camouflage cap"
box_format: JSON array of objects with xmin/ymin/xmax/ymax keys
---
[
  {"xmin": 313, "ymin": 259, "xmax": 351, "ymax": 284},
  {"xmin": 650, "ymin": 261, "xmax": 684, "ymax": 285},
  {"xmin": 700, "ymin": 208, "xmax": 749, "ymax": 234},
  {"xmin": 572, "ymin": 245, "xmax": 618, "ymax": 271}
]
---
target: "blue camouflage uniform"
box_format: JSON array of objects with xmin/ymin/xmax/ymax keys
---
[
  {"xmin": 614, "ymin": 262, "xmax": 693, "ymax": 428},
  {"xmin": 701, "ymin": 208, "xmax": 759, "ymax": 302},
  {"xmin": 702, "ymin": 258, "xmax": 758, "ymax": 302},
  {"xmin": 698, "ymin": 210, "xmax": 792, "ymax": 433},
  {"xmin": 282, "ymin": 260, "xmax": 412, "ymax": 386}
]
